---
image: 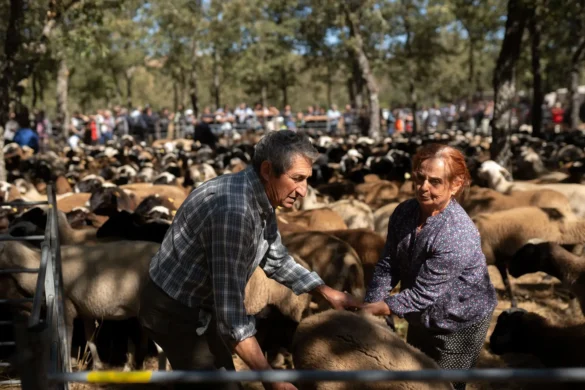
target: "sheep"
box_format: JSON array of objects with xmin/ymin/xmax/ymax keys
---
[
  {"xmin": 133, "ymin": 194, "xmax": 178, "ymax": 223},
  {"xmin": 9, "ymin": 206, "xmax": 98, "ymax": 245},
  {"xmin": 355, "ymin": 180, "xmax": 400, "ymax": 209},
  {"xmin": 282, "ymin": 231, "xmax": 365, "ymax": 307},
  {"xmin": 0, "ymin": 181, "xmax": 22, "ymax": 202},
  {"xmin": 120, "ymin": 183, "xmax": 188, "ymax": 208},
  {"xmin": 277, "ymin": 208, "xmax": 348, "ymax": 231},
  {"xmin": 472, "ymin": 206, "xmax": 585, "ymax": 306},
  {"xmin": 244, "ymin": 257, "xmax": 313, "ymax": 368},
  {"xmin": 89, "ymin": 186, "xmax": 137, "ymax": 216},
  {"xmin": 0, "ymin": 240, "xmax": 161, "ymax": 370},
  {"xmin": 490, "ymin": 308, "xmax": 585, "ymax": 368},
  {"xmin": 56, "ymin": 193, "xmax": 92, "ymax": 213},
  {"xmin": 324, "ymin": 229, "xmax": 385, "ymax": 286},
  {"xmin": 509, "ymin": 242, "xmax": 585, "ymax": 314},
  {"xmin": 292, "ymin": 310, "xmax": 452, "ymax": 390},
  {"xmin": 462, "ymin": 186, "xmax": 573, "ymax": 218},
  {"xmin": 74, "ymin": 174, "xmax": 105, "ymax": 193},
  {"xmin": 373, "ymin": 202, "xmax": 400, "ymax": 239},
  {"xmin": 327, "ymin": 199, "xmax": 375, "ymax": 230},
  {"xmin": 477, "ymin": 160, "xmax": 585, "ymax": 218},
  {"xmin": 96, "ymin": 210, "xmax": 170, "ymax": 243}
]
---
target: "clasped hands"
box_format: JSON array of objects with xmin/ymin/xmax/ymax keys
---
[{"xmin": 315, "ymin": 285, "xmax": 391, "ymax": 316}]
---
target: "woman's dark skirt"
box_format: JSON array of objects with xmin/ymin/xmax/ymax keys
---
[{"xmin": 406, "ymin": 313, "xmax": 492, "ymax": 390}]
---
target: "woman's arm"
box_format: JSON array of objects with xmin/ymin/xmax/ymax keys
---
[{"xmin": 384, "ymin": 224, "xmax": 475, "ymax": 318}]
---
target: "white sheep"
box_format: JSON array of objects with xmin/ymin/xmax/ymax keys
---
[{"xmin": 292, "ymin": 310, "xmax": 452, "ymax": 390}]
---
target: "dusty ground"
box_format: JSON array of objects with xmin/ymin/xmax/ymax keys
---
[{"xmin": 0, "ymin": 266, "xmax": 578, "ymax": 389}]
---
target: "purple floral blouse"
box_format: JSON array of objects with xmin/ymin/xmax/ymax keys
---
[{"xmin": 365, "ymin": 198, "xmax": 497, "ymax": 332}]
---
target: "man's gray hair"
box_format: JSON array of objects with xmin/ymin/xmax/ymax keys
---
[{"xmin": 252, "ymin": 130, "xmax": 318, "ymax": 177}]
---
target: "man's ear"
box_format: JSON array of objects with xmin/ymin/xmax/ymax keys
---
[{"xmin": 260, "ymin": 160, "xmax": 272, "ymax": 182}]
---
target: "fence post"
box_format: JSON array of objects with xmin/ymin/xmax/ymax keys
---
[{"xmin": 12, "ymin": 314, "xmax": 49, "ymax": 390}]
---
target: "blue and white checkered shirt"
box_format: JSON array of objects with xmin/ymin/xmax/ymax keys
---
[{"xmin": 149, "ymin": 166, "xmax": 324, "ymax": 343}]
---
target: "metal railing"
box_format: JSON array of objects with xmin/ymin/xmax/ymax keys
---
[
  {"xmin": 43, "ymin": 368, "xmax": 585, "ymax": 385},
  {"xmin": 0, "ymin": 184, "xmax": 69, "ymax": 390}
]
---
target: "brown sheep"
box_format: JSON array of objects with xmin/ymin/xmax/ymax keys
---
[
  {"xmin": 462, "ymin": 186, "xmax": 573, "ymax": 217},
  {"xmin": 473, "ymin": 206, "xmax": 585, "ymax": 306},
  {"xmin": 56, "ymin": 193, "xmax": 92, "ymax": 213},
  {"xmin": 490, "ymin": 308, "xmax": 585, "ymax": 368},
  {"xmin": 510, "ymin": 242, "xmax": 585, "ymax": 314},
  {"xmin": 282, "ymin": 231, "xmax": 365, "ymax": 306},
  {"xmin": 278, "ymin": 208, "xmax": 348, "ymax": 231},
  {"xmin": 355, "ymin": 180, "xmax": 400, "ymax": 209},
  {"xmin": 120, "ymin": 183, "xmax": 188, "ymax": 209},
  {"xmin": 327, "ymin": 199, "xmax": 375, "ymax": 230},
  {"xmin": 292, "ymin": 310, "xmax": 452, "ymax": 390},
  {"xmin": 373, "ymin": 202, "xmax": 400, "ymax": 239},
  {"xmin": 325, "ymin": 229, "xmax": 385, "ymax": 285}
]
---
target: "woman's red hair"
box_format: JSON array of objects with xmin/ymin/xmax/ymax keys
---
[{"xmin": 412, "ymin": 143, "xmax": 471, "ymax": 200}]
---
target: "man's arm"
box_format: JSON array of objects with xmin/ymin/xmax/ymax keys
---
[
  {"xmin": 207, "ymin": 210, "xmax": 296, "ymax": 390},
  {"xmin": 260, "ymin": 229, "xmax": 361, "ymax": 309}
]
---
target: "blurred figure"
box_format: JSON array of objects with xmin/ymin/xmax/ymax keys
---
[{"xmin": 14, "ymin": 108, "xmax": 39, "ymax": 153}]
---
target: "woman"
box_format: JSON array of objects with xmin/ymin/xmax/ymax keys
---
[{"xmin": 361, "ymin": 143, "xmax": 497, "ymax": 390}]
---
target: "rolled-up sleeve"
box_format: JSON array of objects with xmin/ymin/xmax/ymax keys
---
[
  {"xmin": 260, "ymin": 230, "xmax": 324, "ymax": 295},
  {"xmin": 385, "ymin": 224, "xmax": 471, "ymax": 317},
  {"xmin": 208, "ymin": 210, "xmax": 256, "ymax": 344},
  {"xmin": 364, "ymin": 212, "xmax": 400, "ymax": 303}
]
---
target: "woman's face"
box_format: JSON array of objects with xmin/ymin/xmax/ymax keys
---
[{"xmin": 413, "ymin": 158, "xmax": 461, "ymax": 216}]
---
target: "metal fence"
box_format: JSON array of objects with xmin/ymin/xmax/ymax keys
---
[{"xmin": 0, "ymin": 185, "xmax": 69, "ymax": 390}]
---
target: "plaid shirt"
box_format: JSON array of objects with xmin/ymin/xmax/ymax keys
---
[{"xmin": 149, "ymin": 166, "xmax": 324, "ymax": 343}]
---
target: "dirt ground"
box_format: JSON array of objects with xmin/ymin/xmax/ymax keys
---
[{"xmin": 0, "ymin": 265, "xmax": 578, "ymax": 390}]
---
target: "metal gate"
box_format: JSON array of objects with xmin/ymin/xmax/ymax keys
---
[{"xmin": 0, "ymin": 185, "xmax": 69, "ymax": 390}]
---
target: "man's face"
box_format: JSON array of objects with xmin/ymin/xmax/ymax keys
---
[{"xmin": 261, "ymin": 155, "xmax": 312, "ymax": 209}]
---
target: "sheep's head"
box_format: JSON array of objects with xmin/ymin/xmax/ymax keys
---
[
  {"xmin": 477, "ymin": 160, "xmax": 513, "ymax": 183},
  {"xmin": 509, "ymin": 241, "xmax": 553, "ymax": 278},
  {"xmin": 489, "ymin": 308, "xmax": 529, "ymax": 355}
]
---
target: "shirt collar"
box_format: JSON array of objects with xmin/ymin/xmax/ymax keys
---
[{"xmin": 244, "ymin": 166, "xmax": 274, "ymax": 218}]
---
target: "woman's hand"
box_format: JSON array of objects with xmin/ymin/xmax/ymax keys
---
[{"xmin": 360, "ymin": 301, "xmax": 391, "ymax": 316}]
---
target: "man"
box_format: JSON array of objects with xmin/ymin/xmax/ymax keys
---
[{"xmin": 139, "ymin": 131, "xmax": 359, "ymax": 390}]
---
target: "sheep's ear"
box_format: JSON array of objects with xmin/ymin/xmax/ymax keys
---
[{"xmin": 500, "ymin": 168, "xmax": 513, "ymax": 182}]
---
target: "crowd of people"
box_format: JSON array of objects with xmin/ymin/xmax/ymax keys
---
[{"xmin": 3, "ymin": 98, "xmax": 582, "ymax": 154}]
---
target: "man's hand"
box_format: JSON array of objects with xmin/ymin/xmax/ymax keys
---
[
  {"xmin": 360, "ymin": 301, "xmax": 391, "ymax": 316},
  {"xmin": 313, "ymin": 285, "xmax": 362, "ymax": 310}
]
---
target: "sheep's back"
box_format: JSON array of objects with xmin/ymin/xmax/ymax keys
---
[{"xmin": 292, "ymin": 310, "xmax": 451, "ymax": 390}]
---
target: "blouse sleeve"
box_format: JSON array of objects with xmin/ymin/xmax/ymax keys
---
[
  {"xmin": 364, "ymin": 210, "xmax": 401, "ymax": 303},
  {"xmin": 384, "ymin": 223, "xmax": 473, "ymax": 317}
]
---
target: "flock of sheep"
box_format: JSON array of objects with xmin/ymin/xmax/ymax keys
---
[{"xmin": 1, "ymin": 129, "xmax": 585, "ymax": 390}]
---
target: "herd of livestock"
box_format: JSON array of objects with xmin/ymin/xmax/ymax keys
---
[{"xmin": 2, "ymin": 128, "xmax": 585, "ymax": 389}]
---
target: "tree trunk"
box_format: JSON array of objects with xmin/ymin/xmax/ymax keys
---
[
  {"xmin": 173, "ymin": 82, "xmax": 179, "ymax": 112},
  {"xmin": 343, "ymin": 5, "xmax": 380, "ymax": 140},
  {"xmin": 189, "ymin": 42, "xmax": 199, "ymax": 117},
  {"xmin": 410, "ymin": 81, "xmax": 418, "ymax": 135},
  {"xmin": 213, "ymin": 48, "xmax": 220, "ymax": 109},
  {"xmin": 261, "ymin": 85, "xmax": 267, "ymax": 109},
  {"xmin": 326, "ymin": 69, "xmax": 333, "ymax": 108},
  {"xmin": 491, "ymin": 0, "xmax": 528, "ymax": 168},
  {"xmin": 347, "ymin": 76, "xmax": 356, "ymax": 108},
  {"xmin": 282, "ymin": 84, "xmax": 288, "ymax": 108},
  {"xmin": 124, "ymin": 68, "xmax": 134, "ymax": 109},
  {"xmin": 569, "ymin": 38, "xmax": 585, "ymax": 130},
  {"xmin": 528, "ymin": 11, "xmax": 543, "ymax": 137},
  {"xmin": 56, "ymin": 57, "xmax": 69, "ymax": 138},
  {"xmin": 32, "ymin": 72, "xmax": 38, "ymax": 109},
  {"xmin": 111, "ymin": 68, "xmax": 123, "ymax": 103},
  {"xmin": 468, "ymin": 38, "xmax": 475, "ymax": 103}
]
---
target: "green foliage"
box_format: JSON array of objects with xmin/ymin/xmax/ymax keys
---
[{"xmin": 8, "ymin": 0, "xmax": 585, "ymax": 116}]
